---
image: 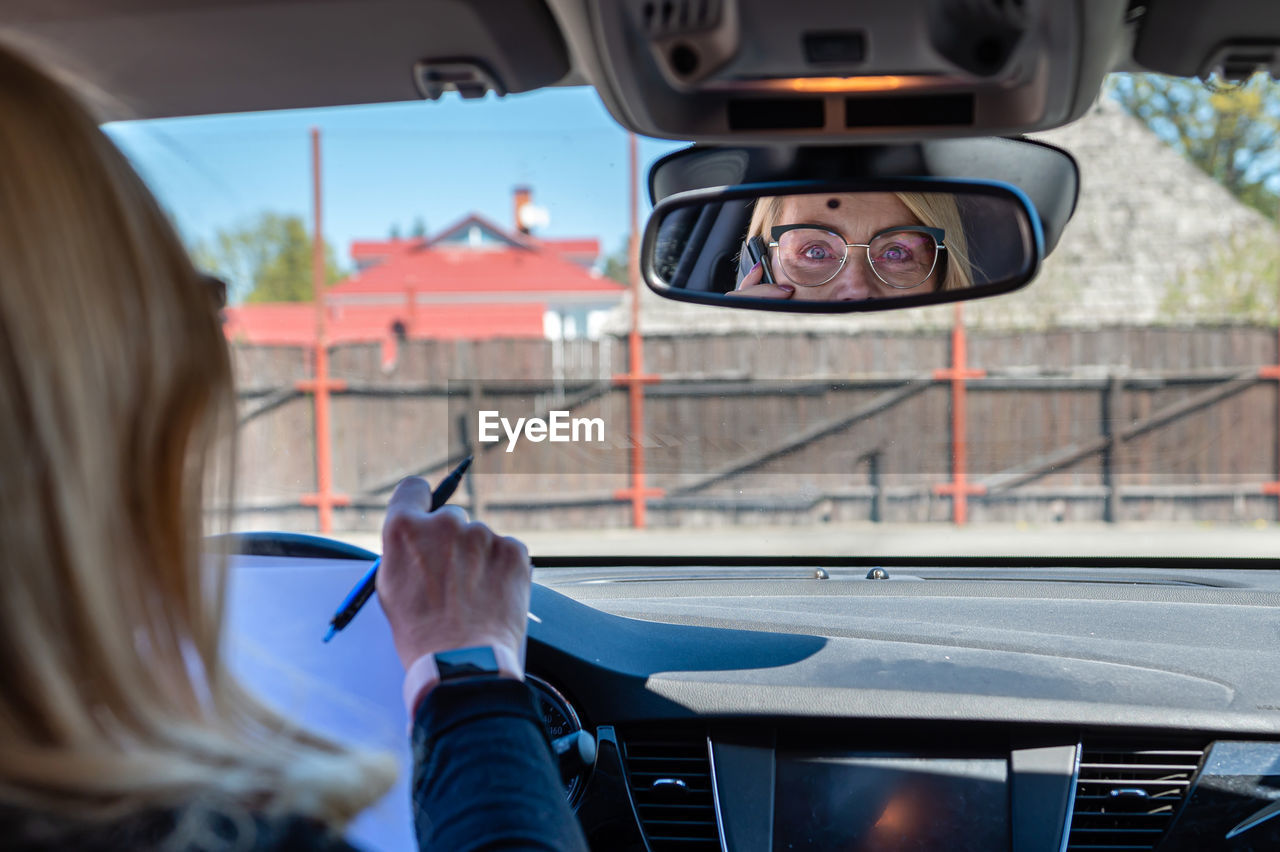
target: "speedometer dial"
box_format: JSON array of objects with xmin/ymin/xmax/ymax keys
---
[{"xmin": 526, "ymin": 674, "xmax": 587, "ymax": 807}]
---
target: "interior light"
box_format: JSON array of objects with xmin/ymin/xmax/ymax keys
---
[
  {"xmin": 707, "ymin": 75, "xmax": 940, "ymax": 94},
  {"xmin": 787, "ymin": 76, "xmax": 904, "ymax": 92}
]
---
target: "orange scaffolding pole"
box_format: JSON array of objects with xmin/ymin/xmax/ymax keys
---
[
  {"xmin": 612, "ymin": 132, "xmax": 662, "ymax": 527},
  {"xmin": 933, "ymin": 302, "xmax": 985, "ymax": 525},
  {"xmin": 298, "ymin": 127, "xmax": 349, "ymax": 532},
  {"xmin": 1261, "ymin": 203, "xmax": 1280, "ymax": 515},
  {"xmin": 1261, "ymin": 346, "xmax": 1280, "ymax": 512}
]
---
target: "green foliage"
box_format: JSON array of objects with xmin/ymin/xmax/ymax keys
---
[
  {"xmin": 1109, "ymin": 72, "xmax": 1280, "ymax": 218},
  {"xmin": 410, "ymin": 217, "xmax": 428, "ymax": 239},
  {"xmin": 1111, "ymin": 73, "xmax": 1280, "ymax": 324},
  {"xmin": 601, "ymin": 237, "xmax": 631, "ymax": 285},
  {"xmin": 190, "ymin": 212, "xmax": 343, "ymax": 304},
  {"xmin": 1160, "ymin": 229, "xmax": 1280, "ymax": 324}
]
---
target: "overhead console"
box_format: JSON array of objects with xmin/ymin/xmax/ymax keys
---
[{"xmin": 563, "ymin": 0, "xmax": 1127, "ymax": 142}]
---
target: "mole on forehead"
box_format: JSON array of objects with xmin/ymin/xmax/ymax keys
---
[{"xmin": 826, "ymin": 198, "xmax": 840, "ymax": 209}]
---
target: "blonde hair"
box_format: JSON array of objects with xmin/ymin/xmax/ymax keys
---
[
  {"xmin": 0, "ymin": 42, "xmax": 394, "ymax": 835},
  {"xmin": 747, "ymin": 192, "xmax": 976, "ymax": 290}
]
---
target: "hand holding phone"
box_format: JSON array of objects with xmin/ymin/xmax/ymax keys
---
[
  {"xmin": 745, "ymin": 236, "xmax": 776, "ymax": 284},
  {"xmin": 731, "ymin": 237, "xmax": 794, "ymax": 300}
]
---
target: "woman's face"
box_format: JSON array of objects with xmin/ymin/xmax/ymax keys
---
[{"xmin": 767, "ymin": 193, "xmax": 940, "ymax": 301}]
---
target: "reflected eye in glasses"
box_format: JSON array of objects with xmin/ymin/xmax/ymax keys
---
[{"xmin": 769, "ymin": 224, "xmax": 945, "ymax": 289}]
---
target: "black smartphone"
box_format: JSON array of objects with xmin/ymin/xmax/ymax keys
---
[{"xmin": 745, "ymin": 236, "xmax": 775, "ymax": 284}]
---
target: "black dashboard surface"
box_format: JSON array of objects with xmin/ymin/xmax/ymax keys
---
[
  {"xmin": 525, "ymin": 562, "xmax": 1280, "ymax": 851},
  {"xmin": 221, "ymin": 541, "xmax": 1280, "ymax": 850},
  {"xmin": 528, "ymin": 564, "xmax": 1280, "ymax": 734}
]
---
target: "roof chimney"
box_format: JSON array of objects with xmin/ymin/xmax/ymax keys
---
[{"xmin": 513, "ymin": 185, "xmax": 532, "ymax": 235}]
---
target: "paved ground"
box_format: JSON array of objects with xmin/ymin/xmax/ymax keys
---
[{"xmin": 325, "ymin": 522, "xmax": 1280, "ymax": 559}]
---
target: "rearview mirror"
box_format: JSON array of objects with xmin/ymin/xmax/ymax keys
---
[{"xmin": 642, "ymin": 181, "xmax": 1042, "ymax": 313}]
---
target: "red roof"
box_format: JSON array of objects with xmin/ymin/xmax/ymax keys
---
[
  {"xmin": 537, "ymin": 237, "xmax": 601, "ymax": 264},
  {"xmin": 350, "ymin": 237, "xmax": 422, "ymax": 264},
  {"xmin": 330, "ymin": 214, "xmax": 620, "ymax": 299},
  {"xmin": 330, "ymin": 246, "xmax": 621, "ymax": 297},
  {"xmin": 350, "ymin": 235, "xmax": 419, "ymax": 255},
  {"xmin": 352, "ymin": 219, "xmax": 601, "ymax": 270},
  {"xmin": 225, "ymin": 212, "xmax": 618, "ymax": 348},
  {"xmin": 425, "ymin": 212, "xmax": 534, "ymax": 249}
]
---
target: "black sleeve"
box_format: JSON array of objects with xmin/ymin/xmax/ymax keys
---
[{"xmin": 410, "ymin": 677, "xmax": 590, "ymax": 852}]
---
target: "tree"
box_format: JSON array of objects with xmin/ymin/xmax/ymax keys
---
[
  {"xmin": 190, "ymin": 212, "xmax": 342, "ymax": 304},
  {"xmin": 1109, "ymin": 72, "xmax": 1280, "ymax": 217},
  {"xmin": 410, "ymin": 217, "xmax": 428, "ymax": 239},
  {"xmin": 601, "ymin": 237, "xmax": 631, "ymax": 285},
  {"xmin": 389, "ymin": 222, "xmax": 401, "ymax": 239},
  {"xmin": 1160, "ymin": 228, "xmax": 1280, "ymax": 324}
]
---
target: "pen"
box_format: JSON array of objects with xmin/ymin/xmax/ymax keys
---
[{"xmin": 323, "ymin": 455, "xmax": 474, "ymax": 642}]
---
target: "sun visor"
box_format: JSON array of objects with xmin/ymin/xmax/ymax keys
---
[
  {"xmin": 1, "ymin": 0, "xmax": 571, "ymax": 120},
  {"xmin": 1132, "ymin": 0, "xmax": 1280, "ymax": 78}
]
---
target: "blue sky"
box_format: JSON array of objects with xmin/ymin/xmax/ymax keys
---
[{"xmin": 104, "ymin": 87, "xmax": 685, "ymax": 268}]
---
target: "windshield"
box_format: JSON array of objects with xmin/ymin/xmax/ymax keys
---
[{"xmin": 108, "ymin": 74, "xmax": 1280, "ymax": 560}]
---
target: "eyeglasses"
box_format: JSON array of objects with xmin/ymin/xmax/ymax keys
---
[
  {"xmin": 201, "ymin": 272, "xmax": 229, "ymax": 311},
  {"xmin": 769, "ymin": 224, "xmax": 946, "ymax": 289}
]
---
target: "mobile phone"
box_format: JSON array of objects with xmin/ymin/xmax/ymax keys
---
[{"xmin": 745, "ymin": 236, "xmax": 775, "ymax": 284}]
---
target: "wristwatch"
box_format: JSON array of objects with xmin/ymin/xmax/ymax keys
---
[{"xmin": 402, "ymin": 644, "xmax": 523, "ymax": 719}]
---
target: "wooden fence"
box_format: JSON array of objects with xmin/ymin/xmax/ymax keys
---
[{"xmin": 229, "ymin": 326, "xmax": 1280, "ymax": 531}]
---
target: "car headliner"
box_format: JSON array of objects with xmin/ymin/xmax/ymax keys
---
[
  {"xmin": 0, "ymin": 0, "xmax": 575, "ymax": 120},
  {"xmin": 1, "ymin": 2, "xmax": 1277, "ymax": 138}
]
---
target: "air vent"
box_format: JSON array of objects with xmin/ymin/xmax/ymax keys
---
[
  {"xmin": 728, "ymin": 98, "xmax": 825, "ymax": 130},
  {"xmin": 621, "ymin": 734, "xmax": 720, "ymax": 850},
  {"xmin": 634, "ymin": 0, "xmax": 723, "ymax": 38},
  {"xmin": 845, "ymin": 93, "xmax": 975, "ymax": 127},
  {"xmin": 1066, "ymin": 742, "xmax": 1207, "ymax": 851}
]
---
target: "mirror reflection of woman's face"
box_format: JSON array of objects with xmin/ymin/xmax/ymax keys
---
[{"xmin": 770, "ymin": 193, "xmax": 940, "ymax": 301}]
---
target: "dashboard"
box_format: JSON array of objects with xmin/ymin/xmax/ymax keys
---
[{"xmin": 221, "ymin": 535, "xmax": 1280, "ymax": 851}]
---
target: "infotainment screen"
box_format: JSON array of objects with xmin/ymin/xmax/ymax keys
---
[{"xmin": 773, "ymin": 754, "xmax": 1009, "ymax": 851}]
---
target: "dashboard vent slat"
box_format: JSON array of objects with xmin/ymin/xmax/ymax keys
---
[
  {"xmin": 634, "ymin": 0, "xmax": 722, "ymax": 38},
  {"xmin": 1065, "ymin": 742, "xmax": 1207, "ymax": 851},
  {"xmin": 622, "ymin": 734, "xmax": 720, "ymax": 851}
]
